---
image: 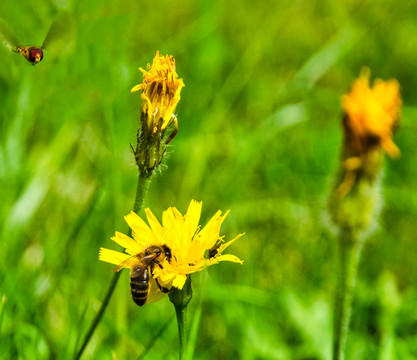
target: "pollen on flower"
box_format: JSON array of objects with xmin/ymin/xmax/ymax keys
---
[
  {"xmin": 131, "ymin": 51, "xmax": 185, "ymax": 132},
  {"xmin": 99, "ymin": 200, "xmax": 244, "ymax": 305},
  {"xmin": 342, "ymin": 68, "xmax": 401, "ymax": 158}
]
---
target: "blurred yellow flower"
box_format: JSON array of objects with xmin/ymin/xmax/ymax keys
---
[
  {"xmin": 99, "ymin": 200, "xmax": 244, "ymax": 305},
  {"xmin": 342, "ymin": 68, "xmax": 401, "ymax": 158},
  {"xmin": 334, "ymin": 69, "xmax": 402, "ymax": 198},
  {"xmin": 131, "ymin": 51, "xmax": 185, "ymax": 136}
]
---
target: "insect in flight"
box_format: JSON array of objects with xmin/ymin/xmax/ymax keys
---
[
  {"xmin": 113, "ymin": 245, "xmax": 172, "ymax": 307},
  {"xmin": 0, "ymin": 12, "xmax": 73, "ymax": 65}
]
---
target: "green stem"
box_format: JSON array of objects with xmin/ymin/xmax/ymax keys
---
[
  {"xmin": 75, "ymin": 173, "xmax": 151, "ymax": 360},
  {"xmin": 132, "ymin": 173, "xmax": 151, "ymax": 214},
  {"xmin": 175, "ymin": 303, "xmax": 187, "ymax": 360},
  {"xmin": 186, "ymin": 271, "xmax": 206, "ymax": 359},
  {"xmin": 169, "ymin": 276, "xmax": 192, "ymax": 360},
  {"xmin": 333, "ymin": 230, "xmax": 365, "ymax": 360}
]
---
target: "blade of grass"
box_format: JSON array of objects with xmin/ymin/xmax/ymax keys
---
[
  {"xmin": 185, "ymin": 271, "xmax": 207, "ymax": 360},
  {"xmin": 136, "ymin": 314, "xmax": 174, "ymax": 360}
]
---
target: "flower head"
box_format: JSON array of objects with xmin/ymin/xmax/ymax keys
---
[
  {"xmin": 131, "ymin": 51, "xmax": 185, "ymax": 136},
  {"xmin": 342, "ymin": 68, "xmax": 401, "ymax": 158},
  {"xmin": 99, "ymin": 200, "xmax": 244, "ymax": 306},
  {"xmin": 131, "ymin": 51, "xmax": 185, "ymax": 176},
  {"xmin": 333, "ymin": 69, "xmax": 402, "ymax": 199}
]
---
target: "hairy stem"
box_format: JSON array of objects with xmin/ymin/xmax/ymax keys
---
[
  {"xmin": 333, "ymin": 230, "xmax": 365, "ymax": 360},
  {"xmin": 132, "ymin": 173, "xmax": 151, "ymax": 215}
]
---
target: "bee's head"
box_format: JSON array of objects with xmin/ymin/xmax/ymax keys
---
[
  {"xmin": 145, "ymin": 246, "xmax": 162, "ymax": 257},
  {"xmin": 162, "ymin": 245, "xmax": 172, "ymax": 263},
  {"xmin": 29, "ymin": 48, "xmax": 43, "ymax": 64}
]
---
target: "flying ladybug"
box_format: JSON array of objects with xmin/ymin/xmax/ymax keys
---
[{"xmin": 0, "ymin": 12, "xmax": 73, "ymax": 65}]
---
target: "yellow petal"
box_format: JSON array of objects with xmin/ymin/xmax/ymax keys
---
[
  {"xmin": 111, "ymin": 232, "xmax": 143, "ymax": 254},
  {"xmin": 131, "ymin": 84, "xmax": 143, "ymax": 93},
  {"xmin": 217, "ymin": 233, "xmax": 245, "ymax": 253},
  {"xmin": 382, "ymin": 139, "xmax": 400, "ymax": 158},
  {"xmin": 125, "ymin": 211, "xmax": 159, "ymax": 245},
  {"xmin": 162, "ymin": 207, "xmax": 177, "ymax": 229},
  {"xmin": 185, "ymin": 200, "xmax": 202, "ymax": 235},
  {"xmin": 214, "ymin": 254, "xmax": 244, "ymax": 264},
  {"xmin": 145, "ymin": 208, "xmax": 164, "ymax": 242},
  {"xmin": 203, "ymin": 210, "xmax": 228, "ymax": 237},
  {"xmin": 172, "ymin": 207, "xmax": 184, "ymax": 221},
  {"xmin": 99, "ymin": 248, "xmax": 130, "ymax": 266},
  {"xmin": 172, "ymin": 274, "xmax": 187, "ymax": 289}
]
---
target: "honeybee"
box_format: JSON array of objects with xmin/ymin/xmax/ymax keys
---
[
  {"xmin": 113, "ymin": 245, "xmax": 172, "ymax": 307},
  {"xmin": 0, "ymin": 12, "xmax": 73, "ymax": 65}
]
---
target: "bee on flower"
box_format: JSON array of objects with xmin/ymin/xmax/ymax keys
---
[
  {"xmin": 99, "ymin": 200, "xmax": 244, "ymax": 306},
  {"xmin": 131, "ymin": 51, "xmax": 185, "ymax": 177}
]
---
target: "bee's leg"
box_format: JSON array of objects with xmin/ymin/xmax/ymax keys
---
[
  {"xmin": 153, "ymin": 259, "xmax": 164, "ymax": 269},
  {"xmin": 155, "ymin": 278, "xmax": 170, "ymax": 293},
  {"xmin": 151, "ymin": 263, "xmax": 171, "ymax": 293}
]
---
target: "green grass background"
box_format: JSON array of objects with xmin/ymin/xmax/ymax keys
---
[{"xmin": 1, "ymin": 0, "xmax": 417, "ymax": 359}]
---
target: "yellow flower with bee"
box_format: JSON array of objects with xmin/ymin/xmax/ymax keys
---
[{"xmin": 99, "ymin": 200, "xmax": 244, "ymax": 306}]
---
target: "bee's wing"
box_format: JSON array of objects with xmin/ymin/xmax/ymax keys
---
[
  {"xmin": 130, "ymin": 252, "xmax": 162, "ymax": 277},
  {"xmin": 113, "ymin": 253, "xmax": 142, "ymax": 272},
  {"xmin": 41, "ymin": 11, "xmax": 74, "ymax": 51},
  {"xmin": 0, "ymin": 18, "xmax": 20, "ymax": 51}
]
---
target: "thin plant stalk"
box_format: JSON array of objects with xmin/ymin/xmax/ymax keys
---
[
  {"xmin": 169, "ymin": 276, "xmax": 192, "ymax": 360},
  {"xmin": 333, "ymin": 230, "xmax": 365, "ymax": 360},
  {"xmin": 185, "ymin": 271, "xmax": 207, "ymax": 360},
  {"xmin": 75, "ymin": 173, "xmax": 151, "ymax": 360},
  {"xmin": 136, "ymin": 314, "xmax": 174, "ymax": 360},
  {"xmin": 175, "ymin": 303, "xmax": 187, "ymax": 360},
  {"xmin": 133, "ymin": 172, "xmax": 151, "ymax": 215},
  {"xmin": 330, "ymin": 70, "xmax": 401, "ymax": 360}
]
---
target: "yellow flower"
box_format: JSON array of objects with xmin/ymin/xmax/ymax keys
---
[
  {"xmin": 99, "ymin": 200, "xmax": 244, "ymax": 306},
  {"xmin": 334, "ymin": 68, "xmax": 402, "ymax": 198},
  {"xmin": 342, "ymin": 68, "xmax": 401, "ymax": 158},
  {"xmin": 131, "ymin": 51, "xmax": 185, "ymax": 136}
]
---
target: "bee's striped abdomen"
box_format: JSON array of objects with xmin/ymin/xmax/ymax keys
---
[{"xmin": 130, "ymin": 268, "xmax": 149, "ymax": 307}]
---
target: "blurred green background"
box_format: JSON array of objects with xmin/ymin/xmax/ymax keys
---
[{"xmin": 1, "ymin": 0, "xmax": 417, "ymax": 359}]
